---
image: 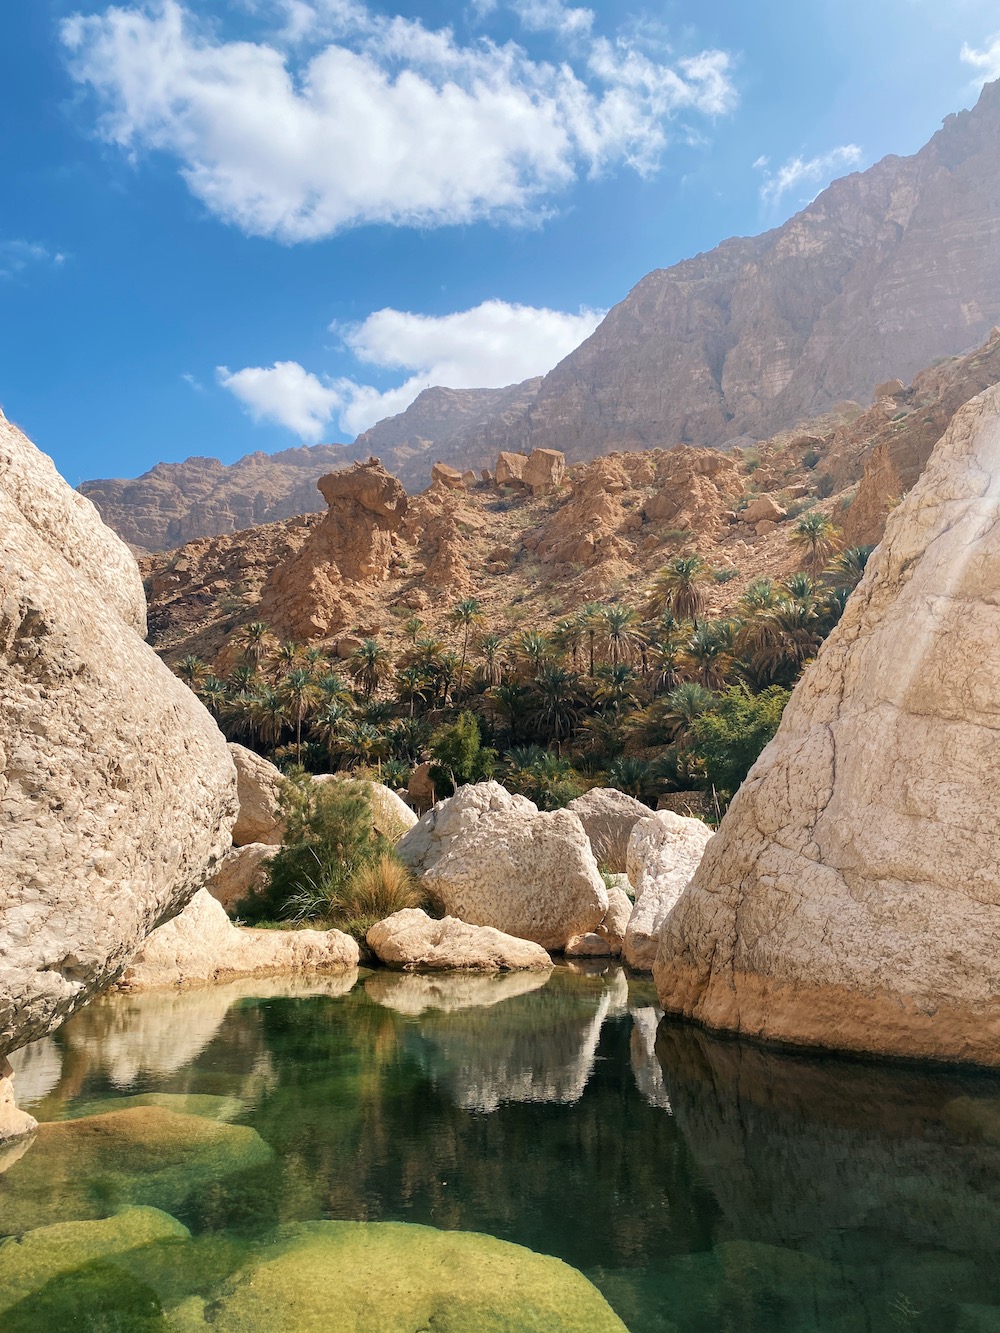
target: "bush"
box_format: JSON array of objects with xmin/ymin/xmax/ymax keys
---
[
  {"xmin": 429, "ymin": 712, "xmax": 497, "ymax": 798},
  {"xmin": 335, "ymin": 855, "xmax": 426, "ymax": 941},
  {"xmin": 802, "ymin": 449, "xmax": 821, "ymax": 470},
  {"xmin": 688, "ymin": 685, "xmax": 790, "ymax": 807},
  {"xmin": 237, "ymin": 773, "xmax": 395, "ymax": 925}
]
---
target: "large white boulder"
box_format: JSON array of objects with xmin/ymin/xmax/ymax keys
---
[
  {"xmin": 118, "ymin": 890, "xmax": 359, "ymax": 991},
  {"xmin": 624, "ymin": 812, "xmax": 713, "ymax": 971},
  {"xmin": 367, "ymin": 908, "xmax": 552, "ymax": 971},
  {"xmin": 229, "ymin": 744, "xmax": 284, "ymax": 846},
  {"xmin": 656, "ymin": 386, "xmax": 1000, "ymax": 1066},
  {"xmin": 398, "ymin": 782, "xmax": 608, "ymax": 950},
  {"xmin": 568, "ymin": 788, "xmax": 654, "ymax": 872},
  {"xmin": 0, "ymin": 412, "xmax": 237, "ymax": 1081}
]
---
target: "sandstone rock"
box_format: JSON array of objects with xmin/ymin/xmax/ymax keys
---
[
  {"xmin": 431, "ymin": 460, "xmax": 464, "ymax": 489},
  {"xmin": 600, "ymin": 883, "xmax": 633, "ymax": 955},
  {"xmin": 407, "ymin": 761, "xmax": 437, "ymax": 813},
  {"xmin": 523, "ymin": 447, "xmax": 566, "ymax": 492},
  {"xmin": 0, "ymin": 413, "xmax": 237, "ymax": 1058},
  {"xmin": 743, "ymin": 495, "xmax": 787, "ymax": 524},
  {"xmin": 655, "ymin": 386, "xmax": 1000, "ymax": 1064},
  {"xmin": 398, "ymin": 782, "xmax": 607, "ymax": 950},
  {"xmin": 495, "ymin": 450, "xmax": 528, "ymax": 485},
  {"xmin": 207, "ymin": 843, "xmax": 278, "ymax": 914},
  {"xmin": 565, "ymin": 932, "xmax": 613, "ymax": 957},
  {"xmin": 874, "ymin": 378, "xmax": 906, "ymax": 400},
  {"xmin": 336, "ymin": 635, "xmax": 363, "ymax": 658},
  {"xmin": 755, "ymin": 519, "xmax": 778, "ymax": 537},
  {"xmin": 568, "ymin": 787, "xmax": 654, "ymax": 872},
  {"xmin": 625, "ymin": 812, "xmax": 714, "ymax": 971},
  {"xmin": 367, "ymin": 908, "xmax": 552, "ymax": 971},
  {"xmin": 118, "ymin": 889, "xmax": 359, "ymax": 991},
  {"xmin": 230, "ymin": 743, "xmax": 284, "ymax": 846}
]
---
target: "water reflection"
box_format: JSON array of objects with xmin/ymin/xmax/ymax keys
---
[{"xmin": 364, "ymin": 970, "xmax": 550, "ymax": 1015}]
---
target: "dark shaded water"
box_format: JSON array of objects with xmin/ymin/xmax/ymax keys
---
[{"xmin": 7, "ymin": 963, "xmax": 1000, "ymax": 1331}]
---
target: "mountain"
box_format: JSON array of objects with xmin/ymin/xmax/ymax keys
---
[{"xmin": 84, "ymin": 78, "xmax": 1000, "ymax": 546}]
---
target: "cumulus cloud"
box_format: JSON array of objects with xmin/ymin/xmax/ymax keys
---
[
  {"xmin": 755, "ymin": 144, "xmax": 863, "ymax": 207},
  {"xmin": 61, "ymin": 0, "xmax": 737, "ymax": 241},
  {"xmin": 961, "ymin": 34, "xmax": 1000, "ymax": 85},
  {"xmin": 0, "ymin": 240, "xmax": 66, "ymax": 279},
  {"xmin": 219, "ymin": 298, "xmax": 603, "ymax": 439}
]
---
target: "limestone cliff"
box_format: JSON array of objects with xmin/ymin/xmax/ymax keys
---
[{"xmin": 654, "ymin": 384, "xmax": 1000, "ymax": 1066}]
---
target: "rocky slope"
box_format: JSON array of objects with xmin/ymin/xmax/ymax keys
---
[
  {"xmin": 0, "ymin": 409, "xmax": 237, "ymax": 1107},
  {"xmin": 654, "ymin": 382, "xmax": 1000, "ymax": 1065},
  {"xmin": 140, "ymin": 331, "xmax": 1000, "ymax": 670}
]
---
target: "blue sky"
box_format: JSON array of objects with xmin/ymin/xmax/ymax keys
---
[{"xmin": 2, "ymin": 0, "xmax": 1000, "ymax": 485}]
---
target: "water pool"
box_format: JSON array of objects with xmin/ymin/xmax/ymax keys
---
[{"xmin": 5, "ymin": 963, "xmax": 1000, "ymax": 1331}]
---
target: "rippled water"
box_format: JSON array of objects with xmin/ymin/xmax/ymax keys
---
[{"xmin": 7, "ymin": 963, "xmax": 1000, "ymax": 1330}]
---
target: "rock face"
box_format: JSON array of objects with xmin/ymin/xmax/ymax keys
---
[
  {"xmin": 366, "ymin": 908, "xmax": 553, "ymax": 971},
  {"xmin": 118, "ymin": 889, "xmax": 360, "ymax": 990},
  {"xmin": 625, "ymin": 812, "xmax": 713, "ymax": 972},
  {"xmin": 79, "ymin": 443, "xmax": 347, "ymax": 553},
  {"xmin": 260, "ymin": 458, "xmax": 407, "ymax": 639},
  {"xmin": 230, "ymin": 743, "xmax": 284, "ymax": 846},
  {"xmin": 0, "ymin": 412, "xmax": 237, "ymax": 1065},
  {"xmin": 397, "ymin": 782, "xmax": 608, "ymax": 950},
  {"xmin": 568, "ymin": 787, "xmax": 654, "ymax": 872},
  {"xmin": 655, "ymin": 386, "xmax": 1000, "ymax": 1065}
]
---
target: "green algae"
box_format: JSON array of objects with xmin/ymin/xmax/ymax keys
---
[
  {"xmin": 65, "ymin": 1093, "xmax": 246, "ymax": 1123},
  {"xmin": 195, "ymin": 1220, "xmax": 629, "ymax": 1332}
]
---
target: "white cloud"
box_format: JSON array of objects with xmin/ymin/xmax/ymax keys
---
[
  {"xmin": 509, "ymin": 0, "xmax": 594, "ymax": 38},
  {"xmin": 961, "ymin": 34, "xmax": 1000, "ymax": 85},
  {"xmin": 61, "ymin": 0, "xmax": 737, "ymax": 241},
  {"xmin": 756, "ymin": 144, "xmax": 863, "ymax": 207},
  {"xmin": 219, "ymin": 298, "xmax": 604, "ymax": 440},
  {"xmin": 217, "ymin": 360, "xmax": 341, "ymax": 441},
  {"xmin": 0, "ymin": 240, "xmax": 66, "ymax": 279}
]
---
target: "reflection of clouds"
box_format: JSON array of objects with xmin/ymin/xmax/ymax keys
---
[
  {"xmin": 7, "ymin": 1038, "xmax": 62, "ymax": 1108},
  {"xmin": 400, "ymin": 969, "xmax": 628, "ymax": 1112},
  {"xmin": 629, "ymin": 1007, "xmax": 670, "ymax": 1111},
  {"xmin": 365, "ymin": 970, "xmax": 550, "ymax": 1016},
  {"xmin": 59, "ymin": 972, "xmax": 359, "ymax": 1089}
]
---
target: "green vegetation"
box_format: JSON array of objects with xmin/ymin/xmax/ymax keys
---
[{"xmin": 177, "ymin": 532, "xmax": 855, "ymax": 814}]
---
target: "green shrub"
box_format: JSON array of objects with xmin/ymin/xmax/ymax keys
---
[
  {"xmin": 688, "ymin": 685, "xmax": 790, "ymax": 807},
  {"xmin": 429, "ymin": 712, "xmax": 497, "ymax": 798}
]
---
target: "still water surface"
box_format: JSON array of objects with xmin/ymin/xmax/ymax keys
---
[{"xmin": 7, "ymin": 963, "xmax": 1000, "ymax": 1331}]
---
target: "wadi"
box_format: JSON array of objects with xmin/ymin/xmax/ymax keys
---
[{"xmin": 5, "ymin": 16, "xmax": 1000, "ymax": 1330}]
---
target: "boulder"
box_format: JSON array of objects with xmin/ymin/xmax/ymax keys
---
[
  {"xmin": 408, "ymin": 761, "xmax": 436, "ymax": 813},
  {"xmin": 0, "ymin": 1058, "xmax": 37, "ymax": 1144},
  {"xmin": 199, "ymin": 1219, "xmax": 628, "ymax": 1331},
  {"xmin": 430, "ymin": 461, "xmax": 464, "ymax": 489},
  {"xmin": 206, "ymin": 843, "xmax": 278, "ymax": 914},
  {"xmin": 523, "ymin": 447, "xmax": 566, "ymax": 493},
  {"xmin": 495, "ymin": 451, "xmax": 528, "ymax": 486},
  {"xmin": 0, "ymin": 411, "xmax": 237, "ymax": 1065},
  {"xmin": 742, "ymin": 495, "xmax": 787, "ymax": 524},
  {"xmin": 366, "ymin": 908, "xmax": 552, "ymax": 971},
  {"xmin": 568, "ymin": 787, "xmax": 654, "ymax": 872},
  {"xmin": 118, "ymin": 890, "xmax": 359, "ymax": 991},
  {"xmin": 229, "ymin": 744, "xmax": 284, "ymax": 845},
  {"xmin": 624, "ymin": 812, "xmax": 713, "ymax": 971},
  {"xmin": 874, "ymin": 378, "xmax": 906, "ymax": 400},
  {"xmin": 599, "ymin": 883, "xmax": 633, "ymax": 955},
  {"xmin": 565, "ymin": 932, "xmax": 613, "ymax": 957},
  {"xmin": 655, "ymin": 386, "xmax": 1000, "ymax": 1065},
  {"xmin": 398, "ymin": 782, "xmax": 607, "ymax": 950}
]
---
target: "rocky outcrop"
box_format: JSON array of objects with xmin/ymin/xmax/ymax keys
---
[
  {"xmin": 118, "ymin": 889, "xmax": 359, "ymax": 990},
  {"xmin": 259, "ymin": 458, "xmax": 407, "ymax": 639},
  {"xmin": 79, "ymin": 444, "xmax": 347, "ymax": 552},
  {"xmin": 655, "ymin": 386, "xmax": 1000, "ymax": 1064},
  {"xmin": 522, "ymin": 447, "xmax": 566, "ymax": 493},
  {"xmin": 230, "ymin": 743, "xmax": 284, "ymax": 846},
  {"xmin": 0, "ymin": 412, "xmax": 237, "ymax": 1074},
  {"xmin": 568, "ymin": 787, "xmax": 654, "ymax": 872},
  {"xmin": 397, "ymin": 782, "xmax": 607, "ymax": 950},
  {"xmin": 366, "ymin": 908, "xmax": 553, "ymax": 971},
  {"xmin": 625, "ymin": 812, "xmax": 713, "ymax": 971}
]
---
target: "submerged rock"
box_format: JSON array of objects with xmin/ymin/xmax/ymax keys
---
[
  {"xmin": 398, "ymin": 782, "xmax": 607, "ymax": 950},
  {"xmin": 118, "ymin": 889, "xmax": 359, "ymax": 991},
  {"xmin": 200, "ymin": 1219, "xmax": 628, "ymax": 1331},
  {"xmin": 367, "ymin": 908, "xmax": 552, "ymax": 972},
  {"xmin": 623, "ymin": 813, "xmax": 713, "ymax": 971},
  {"xmin": 655, "ymin": 386, "xmax": 1000, "ymax": 1064},
  {"xmin": 0, "ymin": 412, "xmax": 237, "ymax": 1074}
]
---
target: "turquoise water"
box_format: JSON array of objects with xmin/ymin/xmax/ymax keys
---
[{"xmin": 7, "ymin": 963, "xmax": 1000, "ymax": 1330}]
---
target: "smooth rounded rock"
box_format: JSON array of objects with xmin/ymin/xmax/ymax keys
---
[{"xmin": 367, "ymin": 908, "xmax": 552, "ymax": 971}]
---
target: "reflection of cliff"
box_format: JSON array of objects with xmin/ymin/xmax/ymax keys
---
[
  {"xmin": 655, "ymin": 1021, "xmax": 1000, "ymax": 1326},
  {"xmin": 399, "ymin": 970, "xmax": 629, "ymax": 1111}
]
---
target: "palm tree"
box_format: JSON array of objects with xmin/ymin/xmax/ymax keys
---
[
  {"xmin": 402, "ymin": 615, "xmax": 424, "ymax": 644},
  {"xmin": 344, "ymin": 721, "xmax": 390, "ymax": 772},
  {"xmin": 825, "ymin": 544, "xmax": 874, "ymax": 588},
  {"xmin": 742, "ymin": 599, "xmax": 824, "ymax": 683},
  {"xmin": 394, "ymin": 665, "xmax": 433, "ymax": 718},
  {"xmin": 272, "ymin": 639, "xmax": 305, "ymax": 672},
  {"xmin": 278, "ymin": 667, "xmax": 322, "ymax": 764},
  {"xmin": 653, "ymin": 681, "xmax": 716, "ymax": 747},
  {"xmin": 577, "ymin": 602, "xmax": 605, "ymax": 676},
  {"xmin": 234, "ymin": 621, "xmax": 273, "ymax": 668},
  {"xmin": 599, "ymin": 605, "xmax": 647, "ymax": 666},
  {"xmin": 792, "ymin": 511, "xmax": 841, "ymax": 573},
  {"xmin": 681, "ymin": 620, "xmax": 736, "ymax": 691},
  {"xmin": 592, "ymin": 663, "xmax": 640, "ymax": 714},
  {"xmin": 196, "ymin": 674, "xmax": 229, "ymax": 718},
  {"xmin": 646, "ymin": 631, "xmax": 686, "ymax": 695},
  {"xmin": 646, "ymin": 555, "xmax": 713, "ymax": 621},
  {"xmin": 249, "ymin": 686, "xmax": 288, "ymax": 747},
  {"xmin": 738, "ymin": 577, "xmax": 779, "ymax": 616},
  {"xmin": 227, "ymin": 663, "xmax": 261, "ymax": 694},
  {"xmin": 476, "ymin": 632, "xmax": 506, "ymax": 688},
  {"xmin": 310, "ymin": 697, "xmax": 353, "ymax": 763},
  {"xmin": 350, "ymin": 638, "xmax": 392, "ymax": 698},
  {"xmin": 176, "ymin": 655, "xmax": 207, "ymax": 688},
  {"xmin": 449, "ymin": 596, "xmax": 484, "ymax": 699},
  {"xmin": 528, "ymin": 666, "xmax": 584, "ymax": 752},
  {"xmin": 552, "ymin": 617, "xmax": 585, "ymax": 671},
  {"xmin": 512, "ymin": 629, "xmax": 553, "ymax": 682}
]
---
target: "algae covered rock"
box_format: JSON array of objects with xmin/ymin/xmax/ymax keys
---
[
  {"xmin": 201, "ymin": 1219, "xmax": 628, "ymax": 1331},
  {"xmin": 0, "ymin": 1106, "xmax": 274, "ymax": 1234}
]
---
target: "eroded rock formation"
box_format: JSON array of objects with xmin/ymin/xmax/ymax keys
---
[
  {"xmin": 0, "ymin": 412, "xmax": 237, "ymax": 1080},
  {"xmin": 624, "ymin": 812, "xmax": 713, "ymax": 972},
  {"xmin": 655, "ymin": 385, "xmax": 1000, "ymax": 1064}
]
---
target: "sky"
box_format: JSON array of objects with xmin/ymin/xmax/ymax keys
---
[{"xmin": 2, "ymin": 1, "xmax": 1000, "ymax": 485}]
